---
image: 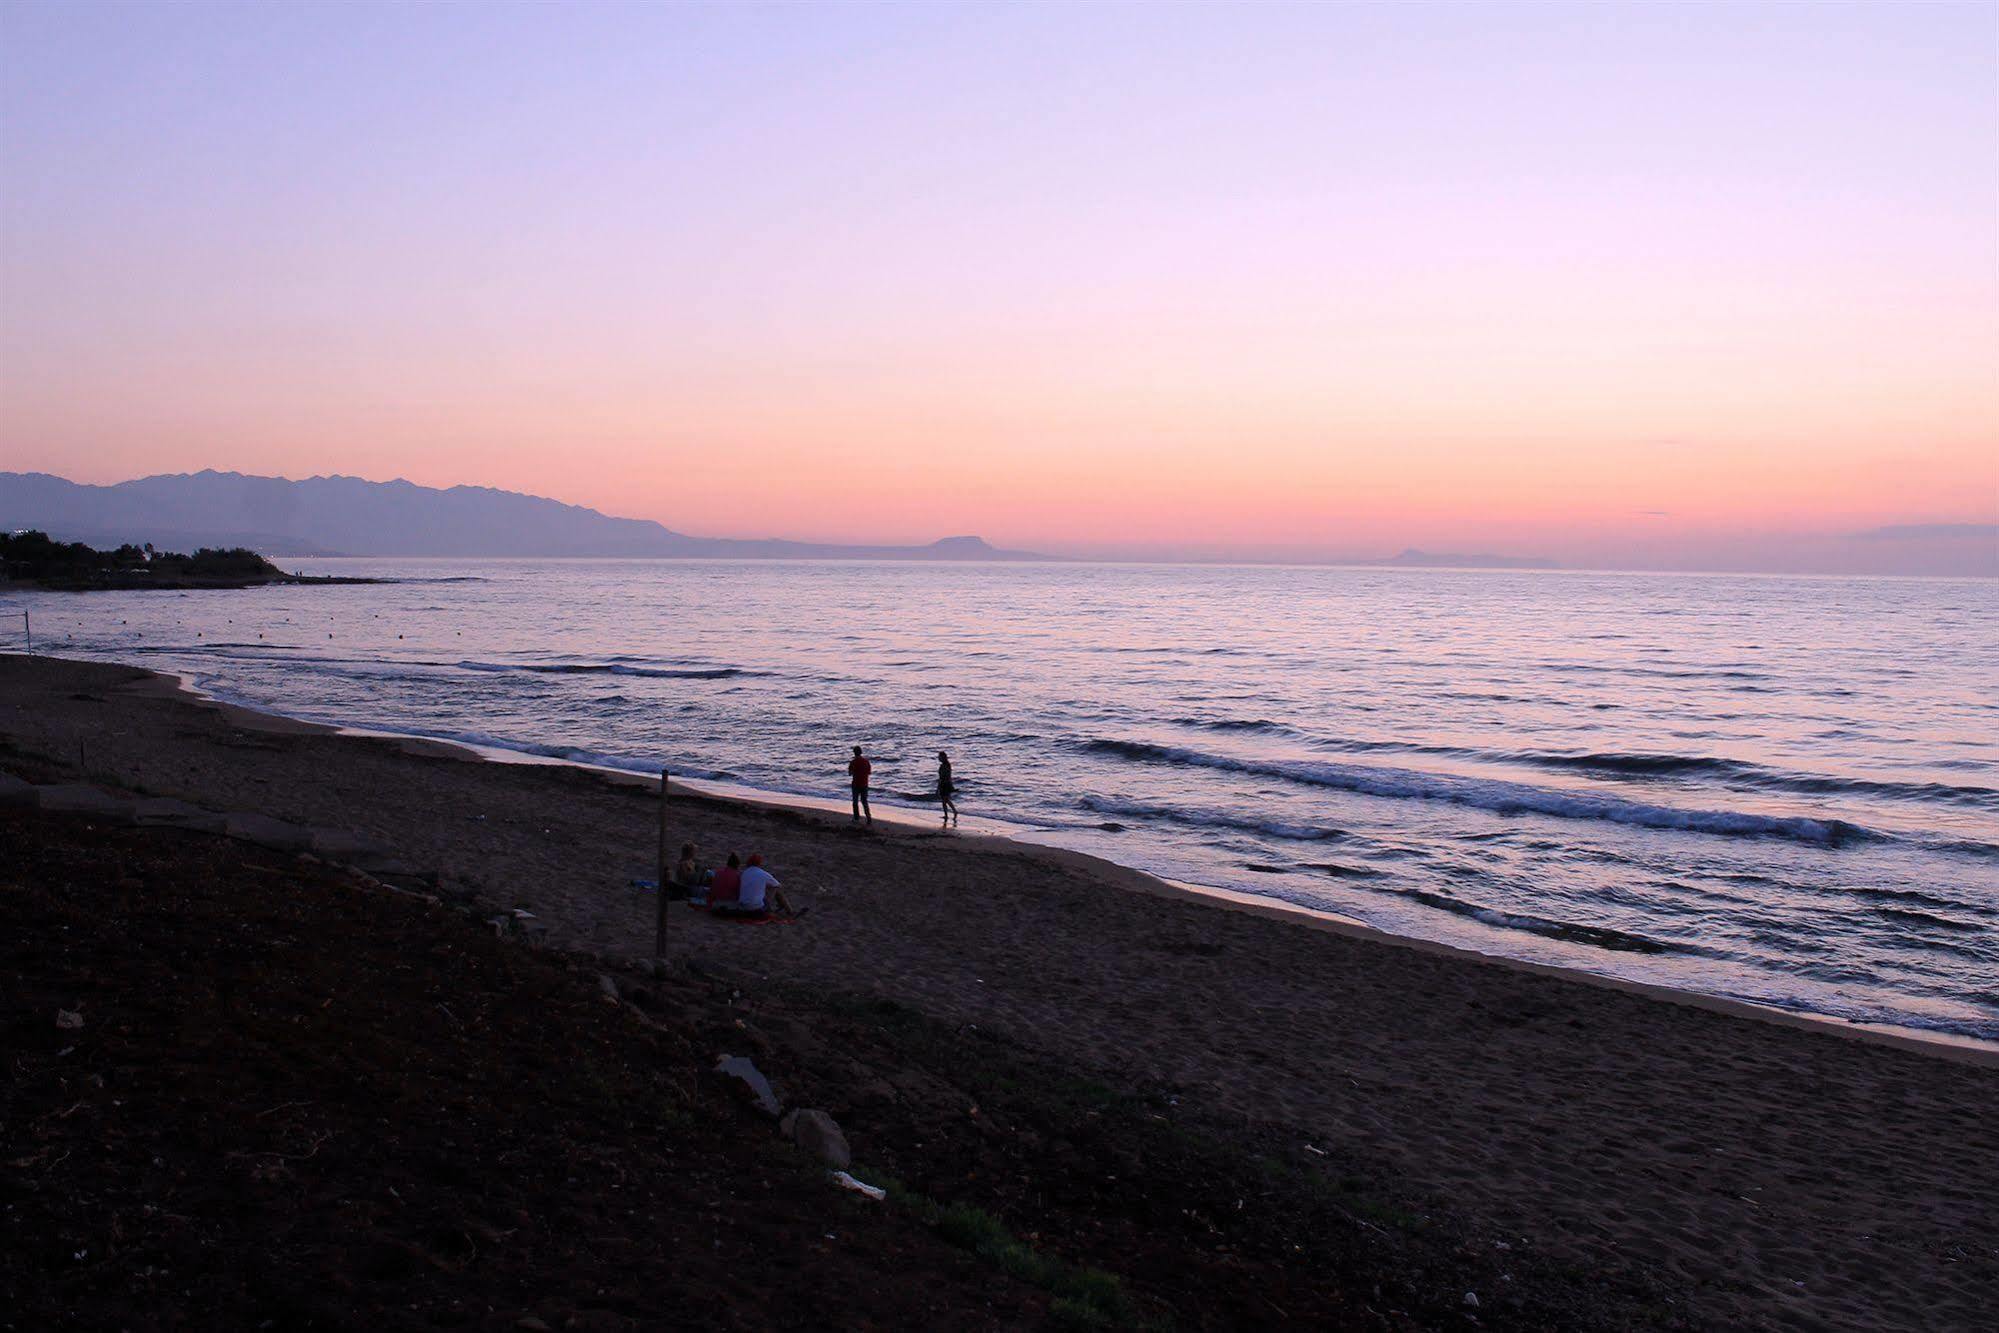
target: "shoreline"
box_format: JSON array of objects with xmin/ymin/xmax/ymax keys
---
[{"xmin": 102, "ymin": 652, "xmax": 1999, "ymax": 1066}]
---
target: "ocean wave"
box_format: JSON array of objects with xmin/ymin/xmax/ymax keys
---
[
  {"xmin": 126, "ymin": 642, "xmax": 306, "ymax": 656},
  {"xmin": 1171, "ymin": 721, "xmax": 1495, "ymax": 763},
  {"xmin": 1095, "ymin": 645, "xmax": 1263, "ymax": 657},
  {"xmin": 128, "ymin": 644, "xmax": 446, "ymax": 673},
  {"xmin": 1508, "ymin": 750, "xmax": 1999, "ymax": 809},
  {"xmin": 1079, "ymin": 739, "xmax": 1880, "ymax": 846},
  {"xmin": 1539, "ymin": 660, "xmax": 1770, "ymax": 682},
  {"xmin": 1160, "ymin": 728, "xmax": 1996, "ymax": 811},
  {"xmin": 1871, "ymin": 906, "xmax": 1988, "ymax": 935},
  {"xmin": 410, "ymin": 727, "xmax": 734, "ymax": 781},
  {"xmin": 457, "ymin": 660, "xmax": 758, "ymax": 680},
  {"xmin": 1397, "ymin": 888, "xmax": 1684, "ymax": 955},
  {"xmin": 1300, "ymin": 861, "xmax": 1384, "ymax": 879},
  {"xmin": 1077, "ymin": 794, "xmax": 1350, "ymax": 843},
  {"xmin": 1849, "ymin": 885, "xmax": 1999, "ymax": 918},
  {"xmin": 1933, "ymin": 838, "xmax": 1999, "ymax": 862},
  {"xmin": 181, "ymin": 640, "xmax": 304, "ymax": 651},
  {"xmin": 1522, "ymin": 750, "xmax": 1756, "ymax": 777},
  {"xmin": 1173, "ymin": 716, "xmax": 1292, "ymax": 733}
]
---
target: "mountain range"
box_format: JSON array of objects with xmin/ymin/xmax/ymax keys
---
[{"xmin": 0, "ymin": 471, "xmax": 1048, "ymax": 561}]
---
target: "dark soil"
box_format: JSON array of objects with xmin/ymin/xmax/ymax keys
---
[
  {"xmin": 0, "ymin": 809, "xmax": 1040, "ymax": 1331},
  {"xmin": 1, "ymin": 803, "xmax": 1678, "ymax": 1330}
]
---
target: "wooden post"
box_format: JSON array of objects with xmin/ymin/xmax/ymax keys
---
[
  {"xmin": 653, "ymin": 769, "xmax": 670, "ymax": 959},
  {"xmin": 21, "ymin": 612, "xmax": 28, "ymax": 651}
]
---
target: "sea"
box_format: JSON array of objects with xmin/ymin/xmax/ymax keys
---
[{"xmin": 11, "ymin": 559, "xmax": 1997, "ymax": 1044}]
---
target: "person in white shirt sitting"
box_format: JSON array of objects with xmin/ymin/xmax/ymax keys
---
[{"xmin": 719, "ymin": 853, "xmax": 795, "ymax": 918}]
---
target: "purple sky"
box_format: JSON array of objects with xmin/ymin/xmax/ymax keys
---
[{"xmin": 2, "ymin": 2, "xmax": 1995, "ymax": 573}]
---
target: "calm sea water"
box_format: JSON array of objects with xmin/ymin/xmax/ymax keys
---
[{"xmin": 12, "ymin": 560, "xmax": 1998, "ymax": 1041}]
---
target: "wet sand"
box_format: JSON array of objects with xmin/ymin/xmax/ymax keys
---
[{"xmin": 6, "ymin": 652, "xmax": 1996, "ymax": 1330}]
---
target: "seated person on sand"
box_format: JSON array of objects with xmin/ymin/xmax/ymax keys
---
[
  {"xmin": 716, "ymin": 853, "xmax": 795, "ymax": 919},
  {"xmin": 673, "ymin": 842, "xmax": 711, "ymax": 899},
  {"xmin": 707, "ymin": 853, "xmax": 744, "ymax": 908}
]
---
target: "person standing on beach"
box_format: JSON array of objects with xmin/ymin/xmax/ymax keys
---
[
  {"xmin": 936, "ymin": 750, "xmax": 959, "ymax": 826},
  {"xmin": 847, "ymin": 745, "xmax": 873, "ymax": 824}
]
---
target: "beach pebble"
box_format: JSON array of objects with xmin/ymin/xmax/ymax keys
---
[
  {"xmin": 1464, "ymin": 1292, "xmax": 1480, "ymax": 1308},
  {"xmin": 713, "ymin": 1055, "xmax": 783, "ymax": 1117},
  {"xmin": 829, "ymin": 1170, "xmax": 885, "ymax": 1202},
  {"xmin": 56, "ymin": 1009, "xmax": 84, "ymax": 1030},
  {"xmin": 781, "ymin": 1109, "xmax": 852, "ymax": 1169}
]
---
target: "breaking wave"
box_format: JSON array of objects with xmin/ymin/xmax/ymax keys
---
[
  {"xmin": 1396, "ymin": 887, "xmax": 1687, "ymax": 955},
  {"xmin": 1080, "ymin": 739, "xmax": 1882, "ymax": 846},
  {"xmin": 1077, "ymin": 794, "xmax": 1351, "ymax": 843},
  {"xmin": 1162, "ymin": 724, "xmax": 1998, "ymax": 810},
  {"xmin": 457, "ymin": 660, "xmax": 758, "ymax": 680},
  {"xmin": 1511, "ymin": 750, "xmax": 1999, "ymax": 808}
]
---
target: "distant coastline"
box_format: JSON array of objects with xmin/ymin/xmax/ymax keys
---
[
  {"xmin": 0, "ymin": 530, "xmax": 377, "ymax": 591},
  {"xmin": 0, "ymin": 469, "xmax": 1563, "ymax": 571},
  {"xmin": 10, "ymin": 468, "xmax": 1989, "ymax": 575},
  {"xmin": 1, "ymin": 470, "xmax": 1053, "ymax": 563}
]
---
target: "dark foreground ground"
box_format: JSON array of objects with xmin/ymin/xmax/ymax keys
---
[{"xmin": 2, "ymin": 802, "xmax": 1672, "ymax": 1331}]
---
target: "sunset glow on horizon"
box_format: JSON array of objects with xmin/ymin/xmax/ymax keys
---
[{"xmin": 3, "ymin": 1, "xmax": 1994, "ymax": 573}]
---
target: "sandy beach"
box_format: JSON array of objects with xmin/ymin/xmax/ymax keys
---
[{"xmin": 6, "ymin": 652, "xmax": 1997, "ymax": 1331}]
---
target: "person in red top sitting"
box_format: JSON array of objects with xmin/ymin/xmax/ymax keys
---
[
  {"xmin": 708, "ymin": 852, "xmax": 743, "ymax": 906},
  {"xmin": 847, "ymin": 745, "xmax": 873, "ymax": 825}
]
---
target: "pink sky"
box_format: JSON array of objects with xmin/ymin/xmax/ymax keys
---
[{"xmin": 2, "ymin": 3, "xmax": 1994, "ymax": 572}]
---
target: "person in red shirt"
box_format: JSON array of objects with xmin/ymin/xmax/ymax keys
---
[
  {"xmin": 709, "ymin": 852, "xmax": 743, "ymax": 905},
  {"xmin": 847, "ymin": 745, "xmax": 873, "ymax": 825}
]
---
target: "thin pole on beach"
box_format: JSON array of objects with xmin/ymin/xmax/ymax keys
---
[
  {"xmin": 21, "ymin": 612, "xmax": 27, "ymax": 651},
  {"xmin": 654, "ymin": 770, "xmax": 670, "ymax": 959}
]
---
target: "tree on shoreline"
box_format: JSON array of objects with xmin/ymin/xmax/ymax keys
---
[{"xmin": 1, "ymin": 530, "xmax": 280, "ymax": 584}]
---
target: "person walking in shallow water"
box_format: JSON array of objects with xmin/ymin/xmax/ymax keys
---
[
  {"xmin": 936, "ymin": 750, "xmax": 959, "ymax": 826},
  {"xmin": 847, "ymin": 745, "xmax": 873, "ymax": 825}
]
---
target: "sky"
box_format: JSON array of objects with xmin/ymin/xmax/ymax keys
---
[{"xmin": 2, "ymin": 1, "xmax": 1994, "ymax": 573}]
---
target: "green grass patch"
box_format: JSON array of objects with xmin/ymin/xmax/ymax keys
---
[{"xmin": 863, "ymin": 1171, "xmax": 1141, "ymax": 1329}]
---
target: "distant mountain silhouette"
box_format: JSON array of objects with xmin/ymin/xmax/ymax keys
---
[
  {"xmin": 1372, "ymin": 548, "xmax": 1559, "ymax": 570},
  {"xmin": 0, "ymin": 471, "xmax": 1050, "ymax": 561}
]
